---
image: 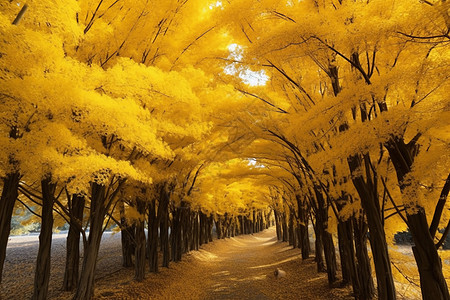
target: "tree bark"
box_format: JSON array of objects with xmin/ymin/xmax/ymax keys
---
[
  {"xmin": 159, "ymin": 187, "xmax": 170, "ymax": 268},
  {"xmin": 315, "ymin": 186, "xmax": 337, "ymax": 285},
  {"xmin": 191, "ymin": 211, "xmax": 199, "ymax": 251},
  {"xmin": 348, "ymin": 153, "xmax": 396, "ymax": 300},
  {"xmin": 385, "ymin": 136, "xmax": 449, "ymax": 300},
  {"xmin": 119, "ymin": 200, "xmax": 135, "ymax": 268},
  {"xmin": 208, "ymin": 215, "xmax": 214, "ymax": 242},
  {"xmin": 63, "ymin": 194, "xmax": 85, "ymax": 291},
  {"xmin": 354, "ymin": 216, "xmax": 375, "ymax": 300},
  {"xmin": 337, "ymin": 220, "xmax": 352, "ymax": 285},
  {"xmin": 74, "ymin": 183, "xmax": 108, "ymax": 300},
  {"xmin": 148, "ymin": 196, "xmax": 159, "ymax": 273},
  {"xmin": 281, "ymin": 213, "xmax": 288, "ymax": 242},
  {"xmin": 274, "ymin": 210, "xmax": 282, "ymax": 240},
  {"xmin": 409, "ymin": 210, "xmax": 449, "ymax": 300},
  {"xmin": 288, "ymin": 209, "xmax": 295, "ymax": 247},
  {"xmin": 299, "ymin": 205, "xmax": 310, "ymax": 259},
  {"xmin": 134, "ymin": 198, "xmax": 146, "ymax": 281},
  {"xmin": 0, "ymin": 172, "xmax": 20, "ymax": 284},
  {"xmin": 32, "ymin": 178, "xmax": 56, "ymax": 300},
  {"xmin": 313, "ymin": 219, "xmax": 326, "ymax": 273}
]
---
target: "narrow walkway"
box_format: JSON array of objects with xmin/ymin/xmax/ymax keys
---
[{"xmin": 91, "ymin": 228, "xmax": 353, "ymax": 300}]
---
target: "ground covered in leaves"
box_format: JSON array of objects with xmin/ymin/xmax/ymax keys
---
[
  {"xmin": 2, "ymin": 226, "xmax": 431, "ymax": 299},
  {"xmin": 86, "ymin": 229, "xmax": 353, "ymax": 299},
  {"xmin": 82, "ymin": 228, "xmax": 353, "ymax": 299},
  {"xmin": 2, "ymin": 228, "xmax": 356, "ymax": 299}
]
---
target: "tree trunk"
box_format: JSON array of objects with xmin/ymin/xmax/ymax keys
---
[
  {"xmin": 288, "ymin": 210, "xmax": 295, "ymax": 247},
  {"xmin": 174, "ymin": 204, "xmax": 183, "ymax": 261},
  {"xmin": 31, "ymin": 178, "xmax": 55, "ymax": 300},
  {"xmin": 119, "ymin": 200, "xmax": 135, "ymax": 268},
  {"xmin": 148, "ymin": 197, "xmax": 159, "ymax": 273},
  {"xmin": 313, "ymin": 220, "xmax": 326, "ymax": 273},
  {"xmin": 63, "ymin": 194, "xmax": 85, "ymax": 291},
  {"xmin": 315, "ymin": 187, "xmax": 337, "ymax": 285},
  {"xmin": 182, "ymin": 206, "xmax": 191, "ymax": 254},
  {"xmin": 74, "ymin": 183, "xmax": 108, "ymax": 300},
  {"xmin": 300, "ymin": 216, "xmax": 310, "ymax": 259},
  {"xmin": 199, "ymin": 211, "xmax": 205, "ymax": 245},
  {"xmin": 0, "ymin": 172, "xmax": 20, "ymax": 283},
  {"xmin": 385, "ymin": 136, "xmax": 449, "ymax": 300},
  {"xmin": 353, "ymin": 215, "xmax": 375, "ymax": 300},
  {"xmin": 208, "ymin": 215, "xmax": 214, "ymax": 242},
  {"xmin": 338, "ymin": 221, "xmax": 352, "ymax": 285},
  {"xmin": 216, "ymin": 215, "xmax": 222, "ymax": 239},
  {"xmin": 281, "ymin": 213, "xmax": 288, "ymax": 242},
  {"xmin": 322, "ymin": 230, "xmax": 337, "ymax": 285},
  {"xmin": 348, "ymin": 153, "xmax": 396, "ymax": 300},
  {"xmin": 274, "ymin": 210, "xmax": 282, "ymax": 240},
  {"xmin": 409, "ymin": 210, "xmax": 449, "ymax": 300},
  {"xmin": 160, "ymin": 188, "xmax": 170, "ymax": 268},
  {"xmin": 191, "ymin": 211, "xmax": 199, "ymax": 251},
  {"xmin": 134, "ymin": 198, "xmax": 146, "ymax": 281}
]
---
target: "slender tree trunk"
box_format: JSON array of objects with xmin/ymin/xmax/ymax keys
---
[
  {"xmin": 134, "ymin": 199, "xmax": 146, "ymax": 281},
  {"xmin": 323, "ymin": 230, "xmax": 337, "ymax": 285},
  {"xmin": 299, "ymin": 221, "xmax": 310, "ymax": 259},
  {"xmin": 408, "ymin": 210, "xmax": 449, "ymax": 300},
  {"xmin": 313, "ymin": 220, "xmax": 326, "ymax": 272},
  {"xmin": 315, "ymin": 187, "xmax": 337, "ymax": 285},
  {"xmin": 216, "ymin": 215, "xmax": 222, "ymax": 239},
  {"xmin": 148, "ymin": 197, "xmax": 159, "ymax": 273},
  {"xmin": 252, "ymin": 210, "xmax": 256, "ymax": 233},
  {"xmin": 159, "ymin": 188, "xmax": 170, "ymax": 268},
  {"xmin": 348, "ymin": 153, "xmax": 396, "ymax": 300},
  {"xmin": 298, "ymin": 202, "xmax": 310, "ymax": 259},
  {"xmin": 338, "ymin": 221, "xmax": 351, "ymax": 285},
  {"xmin": 259, "ymin": 212, "xmax": 264, "ymax": 231},
  {"xmin": 119, "ymin": 200, "xmax": 135, "ymax": 268},
  {"xmin": 288, "ymin": 210, "xmax": 295, "ymax": 247},
  {"xmin": 282, "ymin": 213, "xmax": 288, "ymax": 242},
  {"xmin": 191, "ymin": 211, "xmax": 199, "ymax": 251},
  {"xmin": 353, "ymin": 215, "xmax": 375, "ymax": 300},
  {"xmin": 208, "ymin": 215, "xmax": 214, "ymax": 242},
  {"xmin": 171, "ymin": 207, "xmax": 180, "ymax": 262},
  {"xmin": 239, "ymin": 215, "xmax": 244, "ymax": 235},
  {"xmin": 182, "ymin": 206, "xmax": 191, "ymax": 254},
  {"xmin": 339, "ymin": 216, "xmax": 370, "ymax": 300},
  {"xmin": 231, "ymin": 217, "xmax": 236, "ymax": 237},
  {"xmin": 32, "ymin": 178, "xmax": 55, "ymax": 300},
  {"xmin": 74, "ymin": 183, "xmax": 108, "ymax": 300},
  {"xmin": 330, "ymin": 56, "xmax": 393, "ymax": 298},
  {"xmin": 385, "ymin": 136, "xmax": 449, "ymax": 300},
  {"xmin": 63, "ymin": 195, "xmax": 85, "ymax": 291},
  {"xmin": 274, "ymin": 210, "xmax": 282, "ymax": 240},
  {"xmin": 0, "ymin": 172, "xmax": 20, "ymax": 283},
  {"xmin": 199, "ymin": 211, "xmax": 205, "ymax": 245}
]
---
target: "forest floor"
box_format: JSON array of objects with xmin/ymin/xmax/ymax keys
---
[
  {"xmin": 2, "ymin": 227, "xmax": 355, "ymax": 300},
  {"xmin": 86, "ymin": 227, "xmax": 354, "ymax": 300},
  {"xmin": 1, "ymin": 227, "xmax": 432, "ymax": 299}
]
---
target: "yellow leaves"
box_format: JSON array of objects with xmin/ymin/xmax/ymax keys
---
[
  {"xmin": 1, "ymin": 1, "xmax": 82, "ymax": 46},
  {"xmin": 0, "ymin": 17, "xmax": 65, "ymax": 79},
  {"xmin": 189, "ymin": 160, "xmax": 272, "ymax": 216}
]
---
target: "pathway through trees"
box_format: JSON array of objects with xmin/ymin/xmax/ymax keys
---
[{"xmin": 89, "ymin": 228, "xmax": 353, "ymax": 300}]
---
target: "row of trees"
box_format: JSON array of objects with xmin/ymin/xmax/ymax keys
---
[
  {"xmin": 215, "ymin": 0, "xmax": 450, "ymax": 299},
  {"xmin": 1, "ymin": 1, "xmax": 449, "ymax": 300},
  {"xmin": 0, "ymin": 1, "xmax": 274, "ymax": 299}
]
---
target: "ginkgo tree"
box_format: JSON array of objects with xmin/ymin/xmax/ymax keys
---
[
  {"xmin": 1, "ymin": 1, "xmax": 449, "ymax": 300},
  {"xmin": 215, "ymin": 0, "xmax": 450, "ymax": 299}
]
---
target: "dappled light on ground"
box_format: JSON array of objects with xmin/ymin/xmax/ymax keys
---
[{"xmin": 87, "ymin": 228, "xmax": 353, "ymax": 300}]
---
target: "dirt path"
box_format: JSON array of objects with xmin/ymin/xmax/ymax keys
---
[{"xmin": 89, "ymin": 228, "xmax": 353, "ymax": 300}]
